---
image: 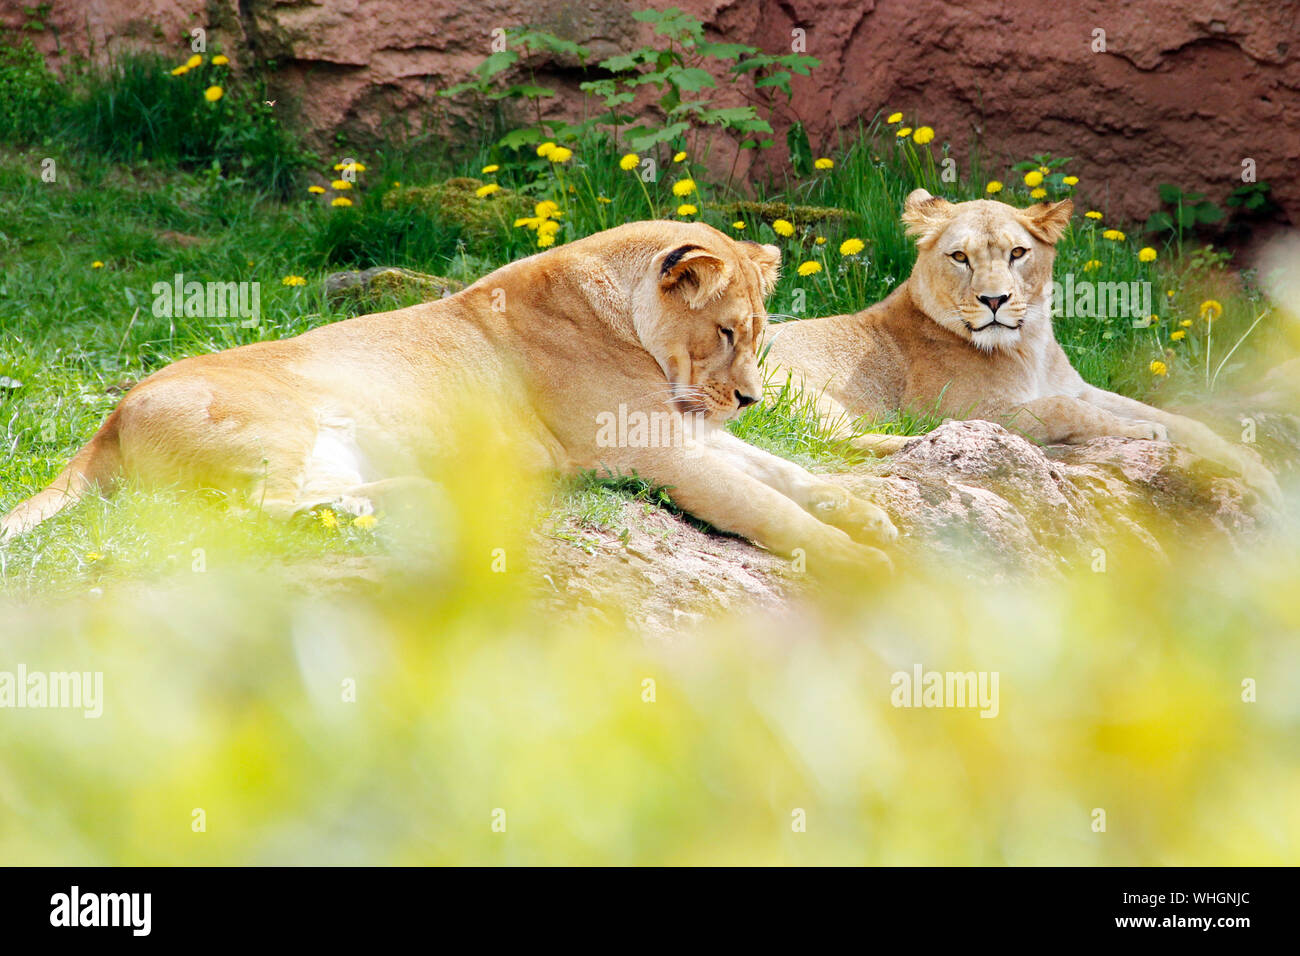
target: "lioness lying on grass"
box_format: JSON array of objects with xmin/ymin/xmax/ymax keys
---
[
  {"xmin": 1, "ymin": 221, "xmax": 895, "ymax": 570},
  {"xmin": 765, "ymin": 190, "xmax": 1279, "ymax": 500}
]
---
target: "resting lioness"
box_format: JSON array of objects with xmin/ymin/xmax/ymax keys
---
[
  {"xmin": 765, "ymin": 190, "xmax": 1278, "ymax": 498},
  {"xmin": 1, "ymin": 221, "xmax": 895, "ymax": 569}
]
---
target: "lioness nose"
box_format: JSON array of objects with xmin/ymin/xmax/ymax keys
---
[
  {"xmin": 978, "ymin": 293, "xmax": 1009, "ymax": 314},
  {"xmin": 735, "ymin": 390, "xmax": 758, "ymax": 408}
]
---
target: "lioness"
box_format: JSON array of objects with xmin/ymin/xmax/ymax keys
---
[
  {"xmin": 765, "ymin": 190, "xmax": 1278, "ymax": 498},
  {"xmin": 1, "ymin": 221, "xmax": 895, "ymax": 569}
]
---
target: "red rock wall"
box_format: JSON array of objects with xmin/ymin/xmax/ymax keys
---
[{"xmin": 4, "ymin": 0, "xmax": 1297, "ymax": 226}]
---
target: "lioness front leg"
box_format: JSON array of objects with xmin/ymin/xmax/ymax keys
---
[
  {"xmin": 700, "ymin": 428, "xmax": 897, "ymax": 545},
  {"xmin": 1081, "ymin": 386, "xmax": 1281, "ymax": 501},
  {"xmin": 1002, "ymin": 394, "xmax": 1169, "ymax": 445},
  {"xmin": 609, "ymin": 445, "xmax": 892, "ymax": 574}
]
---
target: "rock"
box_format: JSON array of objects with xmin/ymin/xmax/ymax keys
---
[
  {"xmin": 707, "ymin": 200, "xmax": 858, "ymax": 229},
  {"xmin": 324, "ymin": 267, "xmax": 465, "ymax": 307},
  {"xmin": 381, "ymin": 178, "xmax": 532, "ymax": 244},
  {"xmin": 9, "ymin": 0, "xmax": 1296, "ymax": 227},
  {"xmin": 834, "ymin": 419, "xmax": 1264, "ymax": 577}
]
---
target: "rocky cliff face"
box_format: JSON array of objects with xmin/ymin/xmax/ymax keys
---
[{"xmin": 6, "ymin": 0, "xmax": 1297, "ymax": 229}]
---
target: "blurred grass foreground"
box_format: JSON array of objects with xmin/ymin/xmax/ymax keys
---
[{"xmin": 1, "ymin": 413, "xmax": 1298, "ymax": 866}]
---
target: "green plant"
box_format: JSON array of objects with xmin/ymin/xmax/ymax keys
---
[
  {"xmin": 1144, "ymin": 183, "xmax": 1224, "ymax": 249},
  {"xmin": 439, "ymin": 7, "xmax": 819, "ymax": 168},
  {"xmin": 0, "ymin": 38, "xmax": 68, "ymax": 143}
]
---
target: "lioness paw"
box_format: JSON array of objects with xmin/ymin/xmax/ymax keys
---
[
  {"xmin": 1123, "ymin": 420, "xmax": 1169, "ymax": 442},
  {"xmin": 808, "ymin": 484, "xmax": 899, "ymax": 545}
]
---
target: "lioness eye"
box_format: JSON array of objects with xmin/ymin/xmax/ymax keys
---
[
  {"xmin": 950, "ymin": 251, "xmax": 968, "ymax": 263},
  {"xmin": 719, "ymin": 327, "xmax": 734, "ymax": 345},
  {"xmin": 1010, "ymin": 246, "xmax": 1028, "ymax": 260}
]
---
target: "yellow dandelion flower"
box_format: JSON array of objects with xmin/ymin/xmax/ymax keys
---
[
  {"xmin": 211, "ymin": 55, "xmax": 230, "ymax": 66},
  {"xmin": 814, "ymin": 157, "xmax": 834, "ymax": 170},
  {"xmin": 1030, "ymin": 187, "xmax": 1047, "ymax": 199},
  {"xmin": 896, "ymin": 127, "xmax": 913, "ymax": 137},
  {"xmin": 619, "ymin": 153, "xmax": 639, "ymax": 171},
  {"xmin": 1138, "ymin": 247, "xmax": 1157, "ymax": 262},
  {"xmin": 1063, "ymin": 175, "xmax": 1079, "ymax": 186},
  {"xmin": 331, "ymin": 197, "xmax": 353, "ymax": 207},
  {"xmin": 797, "ymin": 261, "xmax": 822, "ymax": 276},
  {"xmin": 85, "ymin": 551, "xmax": 103, "ymax": 563},
  {"xmin": 673, "ymin": 151, "xmax": 687, "ymax": 163},
  {"xmin": 1149, "ymin": 314, "xmax": 1160, "ymax": 323},
  {"xmin": 1037, "ymin": 165, "xmax": 1050, "ymax": 175},
  {"xmin": 1170, "ymin": 329, "xmax": 1186, "ymax": 341},
  {"xmin": 772, "ymin": 219, "xmax": 795, "ymax": 237},
  {"xmin": 840, "ymin": 238, "xmax": 865, "ymax": 256},
  {"xmin": 676, "ymin": 203, "xmax": 698, "ymax": 216},
  {"xmin": 186, "ymin": 54, "xmax": 203, "ymax": 69},
  {"xmin": 169, "ymin": 65, "xmax": 189, "ymax": 76},
  {"xmin": 535, "ymin": 200, "xmax": 561, "ymax": 219},
  {"xmin": 597, "ymin": 196, "xmax": 612, "ymax": 204},
  {"xmin": 1024, "ymin": 170, "xmax": 1044, "ymax": 188},
  {"xmin": 481, "ymin": 164, "xmax": 500, "ymax": 174},
  {"xmin": 912, "ymin": 126, "xmax": 935, "ymax": 145},
  {"xmin": 330, "ymin": 179, "xmax": 353, "ymax": 190},
  {"xmin": 1149, "ymin": 360, "xmax": 1168, "ymax": 376},
  {"xmin": 352, "ymin": 514, "xmax": 377, "ymax": 530},
  {"xmin": 814, "ymin": 236, "xmax": 826, "ymax": 245},
  {"xmin": 204, "ymin": 86, "xmax": 223, "ymax": 102},
  {"xmin": 1102, "ymin": 229, "xmax": 1126, "ymax": 241},
  {"xmin": 282, "ymin": 275, "xmax": 306, "ymax": 286},
  {"xmin": 1180, "ymin": 319, "xmax": 1193, "ymax": 328},
  {"xmin": 1200, "ymin": 299, "xmax": 1223, "ymax": 322},
  {"xmin": 732, "ymin": 221, "xmax": 746, "ymax": 230},
  {"xmin": 337, "ymin": 161, "xmax": 366, "ymax": 173},
  {"xmin": 886, "ymin": 111, "xmax": 903, "ymax": 124},
  {"xmin": 537, "ymin": 233, "xmax": 556, "ymax": 248},
  {"xmin": 1085, "ymin": 210, "xmax": 1103, "ymax": 220},
  {"xmin": 392, "ymin": 181, "xmax": 400, "ymax": 188},
  {"xmin": 548, "ymin": 146, "xmax": 573, "ymax": 163},
  {"xmin": 986, "ymin": 180, "xmax": 1004, "ymax": 194},
  {"xmin": 672, "ymin": 178, "xmax": 697, "ymax": 197},
  {"xmin": 537, "ymin": 220, "xmax": 561, "ymax": 237},
  {"xmin": 91, "ymin": 260, "xmax": 104, "ymax": 269},
  {"xmin": 475, "ymin": 183, "xmax": 501, "ymax": 198},
  {"xmin": 537, "ymin": 142, "xmax": 557, "ymax": 158},
  {"xmin": 307, "ymin": 185, "xmax": 325, "ymax": 194},
  {"xmin": 318, "ymin": 509, "xmax": 338, "ymax": 529},
  {"xmin": 1083, "ymin": 259, "xmax": 1102, "ymax": 272}
]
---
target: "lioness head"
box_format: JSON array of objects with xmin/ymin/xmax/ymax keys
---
[
  {"xmin": 634, "ymin": 224, "xmax": 781, "ymax": 422},
  {"xmin": 901, "ymin": 188, "xmax": 1073, "ymax": 352}
]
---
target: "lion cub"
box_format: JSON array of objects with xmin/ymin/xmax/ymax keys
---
[{"xmin": 765, "ymin": 190, "xmax": 1278, "ymax": 498}]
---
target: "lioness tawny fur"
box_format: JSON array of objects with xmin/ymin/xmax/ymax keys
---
[
  {"xmin": 2, "ymin": 221, "xmax": 896, "ymax": 570},
  {"xmin": 764, "ymin": 190, "xmax": 1278, "ymax": 500}
]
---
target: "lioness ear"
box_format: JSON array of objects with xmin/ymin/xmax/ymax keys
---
[
  {"xmin": 657, "ymin": 244, "xmax": 730, "ymax": 309},
  {"xmin": 738, "ymin": 241, "xmax": 781, "ymax": 297},
  {"xmin": 900, "ymin": 188, "xmax": 954, "ymax": 247},
  {"xmin": 1019, "ymin": 199, "xmax": 1074, "ymax": 245}
]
